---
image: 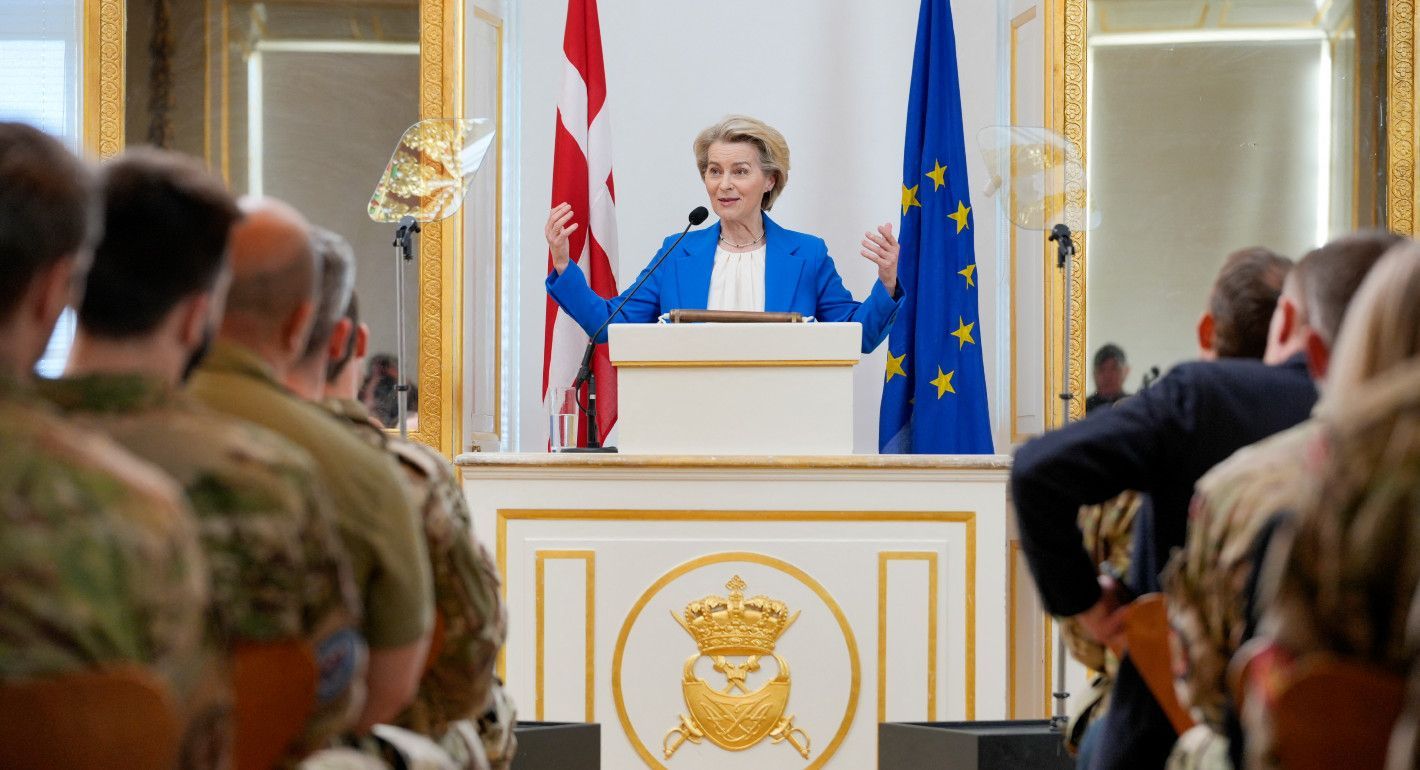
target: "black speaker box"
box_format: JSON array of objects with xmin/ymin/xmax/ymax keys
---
[
  {"xmin": 509, "ymin": 721, "xmax": 600, "ymax": 770},
  {"xmin": 879, "ymin": 720, "xmax": 1076, "ymax": 769}
]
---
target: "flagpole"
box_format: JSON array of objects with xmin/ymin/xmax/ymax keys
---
[{"xmin": 1048, "ymin": 223, "xmax": 1077, "ymax": 726}]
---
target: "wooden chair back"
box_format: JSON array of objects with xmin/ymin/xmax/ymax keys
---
[
  {"xmin": 0, "ymin": 665, "xmax": 181, "ymax": 770},
  {"xmin": 233, "ymin": 639, "xmax": 318, "ymax": 770},
  {"xmin": 1122, "ymin": 593, "xmax": 1197, "ymax": 735},
  {"xmin": 1271, "ymin": 656, "xmax": 1405, "ymax": 770}
]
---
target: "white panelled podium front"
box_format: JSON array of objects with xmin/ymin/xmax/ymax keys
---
[
  {"xmin": 459, "ymin": 325, "xmax": 1015, "ymax": 769},
  {"xmin": 609, "ymin": 322, "xmax": 858, "ymax": 455}
]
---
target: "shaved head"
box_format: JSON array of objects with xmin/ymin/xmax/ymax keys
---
[{"xmin": 222, "ymin": 198, "xmax": 320, "ymax": 335}]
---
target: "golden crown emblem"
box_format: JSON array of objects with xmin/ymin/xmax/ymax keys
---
[{"xmin": 674, "ymin": 575, "xmax": 798, "ymax": 656}]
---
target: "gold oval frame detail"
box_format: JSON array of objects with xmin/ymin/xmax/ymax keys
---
[{"xmin": 611, "ymin": 551, "xmax": 862, "ymax": 770}]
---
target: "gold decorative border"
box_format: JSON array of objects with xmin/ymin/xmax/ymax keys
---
[
  {"xmin": 535, "ymin": 550, "xmax": 595, "ymax": 722},
  {"xmin": 1057, "ymin": 0, "xmax": 1087, "ymax": 426},
  {"xmin": 83, "ymin": 0, "xmax": 125, "ymax": 158},
  {"xmin": 413, "ymin": 0, "xmax": 462, "ymax": 457},
  {"xmin": 877, "ymin": 551, "xmax": 940, "ymax": 722},
  {"xmin": 1008, "ymin": 540, "xmax": 1020, "ymax": 717},
  {"xmin": 495, "ymin": 508, "xmax": 980, "ymax": 721},
  {"xmin": 610, "ymin": 551, "xmax": 861, "ymax": 770},
  {"xmin": 1391, "ymin": 0, "xmax": 1417, "ymax": 234}
]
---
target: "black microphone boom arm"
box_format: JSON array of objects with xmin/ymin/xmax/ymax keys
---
[{"xmin": 565, "ymin": 205, "xmax": 710, "ymax": 449}]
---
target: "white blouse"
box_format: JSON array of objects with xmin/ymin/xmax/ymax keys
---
[{"xmin": 706, "ymin": 245, "xmax": 767, "ymax": 312}]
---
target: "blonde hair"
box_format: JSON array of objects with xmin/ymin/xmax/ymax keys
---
[
  {"xmin": 1324, "ymin": 241, "xmax": 1420, "ymax": 396},
  {"xmin": 693, "ymin": 115, "xmax": 791, "ymax": 211}
]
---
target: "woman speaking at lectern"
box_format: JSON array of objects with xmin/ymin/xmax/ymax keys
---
[{"xmin": 544, "ymin": 115, "xmax": 903, "ymax": 353}]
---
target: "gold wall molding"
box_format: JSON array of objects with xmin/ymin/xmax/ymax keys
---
[
  {"xmin": 83, "ymin": 0, "xmax": 125, "ymax": 158},
  {"xmin": 877, "ymin": 551, "xmax": 940, "ymax": 722},
  {"xmin": 414, "ymin": 0, "xmax": 462, "ymax": 457},
  {"xmin": 535, "ymin": 550, "xmax": 596, "ymax": 722},
  {"xmin": 1392, "ymin": 0, "xmax": 1418, "ymax": 234},
  {"xmin": 609, "ymin": 550, "xmax": 861, "ymax": 770},
  {"xmin": 84, "ymin": 0, "xmax": 466, "ymax": 457}
]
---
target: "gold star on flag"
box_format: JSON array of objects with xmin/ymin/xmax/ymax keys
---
[
  {"xmin": 885, "ymin": 351, "xmax": 907, "ymax": 383},
  {"xmin": 950, "ymin": 317, "xmax": 976, "ymax": 349},
  {"xmin": 948, "ymin": 201, "xmax": 971, "ymax": 234},
  {"xmin": 958, "ymin": 264, "xmax": 976, "ymax": 288},
  {"xmin": 925, "ymin": 160, "xmax": 947, "ymax": 191},
  {"xmin": 930, "ymin": 367, "xmax": 956, "ymax": 398},
  {"xmin": 901, "ymin": 184, "xmax": 922, "ymax": 216}
]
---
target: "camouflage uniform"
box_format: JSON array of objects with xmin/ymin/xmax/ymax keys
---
[
  {"xmin": 42, "ymin": 372, "xmax": 366, "ymax": 761},
  {"xmin": 1163, "ymin": 420, "xmax": 1324, "ymax": 737},
  {"xmin": 1061, "ymin": 489, "xmax": 1143, "ymax": 752},
  {"xmin": 0, "ymin": 375, "xmax": 222, "ymax": 765},
  {"xmin": 324, "ymin": 398, "xmax": 514, "ymax": 769},
  {"xmin": 1247, "ymin": 363, "xmax": 1420, "ymax": 768},
  {"xmin": 189, "ymin": 341, "xmax": 433, "ymax": 654}
]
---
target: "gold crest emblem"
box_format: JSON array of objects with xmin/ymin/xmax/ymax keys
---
[{"xmin": 662, "ymin": 575, "xmax": 812, "ymax": 760}]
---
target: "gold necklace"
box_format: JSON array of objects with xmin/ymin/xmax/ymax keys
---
[{"xmin": 718, "ymin": 230, "xmax": 765, "ymax": 249}]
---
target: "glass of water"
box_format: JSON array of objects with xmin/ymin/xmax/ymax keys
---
[{"xmin": 548, "ymin": 386, "xmax": 580, "ymax": 451}]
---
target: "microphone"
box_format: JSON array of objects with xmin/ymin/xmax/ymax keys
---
[
  {"xmin": 1048, "ymin": 223, "xmax": 1075, "ymax": 268},
  {"xmin": 572, "ymin": 205, "xmax": 709, "ymax": 388},
  {"xmin": 565, "ymin": 205, "xmax": 709, "ymax": 450}
]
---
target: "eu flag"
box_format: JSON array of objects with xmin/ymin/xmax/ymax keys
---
[{"xmin": 879, "ymin": 0, "xmax": 994, "ymax": 454}]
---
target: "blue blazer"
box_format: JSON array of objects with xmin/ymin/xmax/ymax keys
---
[{"xmin": 545, "ymin": 214, "xmax": 903, "ymax": 353}]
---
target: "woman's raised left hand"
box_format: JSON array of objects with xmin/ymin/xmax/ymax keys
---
[{"xmin": 861, "ymin": 223, "xmax": 900, "ymax": 295}]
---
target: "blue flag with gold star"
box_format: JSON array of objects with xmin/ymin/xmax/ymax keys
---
[{"xmin": 879, "ymin": 0, "xmax": 994, "ymax": 454}]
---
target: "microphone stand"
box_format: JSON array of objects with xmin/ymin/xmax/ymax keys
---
[
  {"xmin": 1046, "ymin": 222, "xmax": 1076, "ymax": 730},
  {"xmin": 559, "ymin": 209, "xmax": 707, "ymax": 452},
  {"xmin": 393, "ymin": 216, "xmax": 419, "ymax": 440}
]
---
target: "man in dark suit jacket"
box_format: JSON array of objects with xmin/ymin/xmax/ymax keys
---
[{"xmin": 1011, "ymin": 231, "xmax": 1400, "ymax": 770}]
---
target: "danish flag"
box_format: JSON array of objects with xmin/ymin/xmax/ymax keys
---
[{"xmin": 542, "ymin": 0, "xmax": 620, "ymax": 445}]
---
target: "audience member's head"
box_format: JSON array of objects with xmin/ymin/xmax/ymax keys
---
[
  {"xmin": 73, "ymin": 147, "xmax": 241, "ymax": 383},
  {"xmin": 218, "ymin": 197, "xmax": 320, "ymax": 372},
  {"xmin": 1264, "ymin": 229, "xmax": 1402, "ymax": 372},
  {"xmin": 1200, "ymin": 247, "xmax": 1292, "ymax": 360},
  {"xmin": 326, "ymin": 291, "xmax": 367, "ymax": 388},
  {"xmin": 0, "ymin": 123, "xmax": 99, "ymax": 376},
  {"xmin": 1322, "ymin": 241, "xmax": 1420, "ymax": 398},
  {"xmin": 289, "ymin": 226, "xmax": 356, "ymax": 394},
  {"xmin": 1092, "ymin": 343, "xmax": 1129, "ymax": 399}
]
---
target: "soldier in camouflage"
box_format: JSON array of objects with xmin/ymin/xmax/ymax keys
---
[
  {"xmin": 41, "ymin": 147, "xmax": 366, "ymax": 764},
  {"xmin": 308, "ymin": 229, "xmax": 514, "ymax": 770},
  {"xmin": 0, "ymin": 123, "xmax": 222, "ymax": 766},
  {"xmin": 1240, "ymin": 245, "xmax": 1420, "ymax": 769},
  {"xmin": 1164, "ymin": 232, "xmax": 1406, "ymax": 769},
  {"xmin": 189, "ymin": 198, "xmax": 435, "ymax": 735}
]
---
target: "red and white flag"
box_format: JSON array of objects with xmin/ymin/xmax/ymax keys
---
[{"xmin": 542, "ymin": 0, "xmax": 620, "ymax": 445}]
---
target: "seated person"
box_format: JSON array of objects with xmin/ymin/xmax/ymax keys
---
[{"xmin": 1085, "ymin": 343, "xmax": 1129, "ymax": 413}]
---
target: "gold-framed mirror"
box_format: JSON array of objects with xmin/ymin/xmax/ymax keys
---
[
  {"xmin": 81, "ymin": 0, "xmax": 464, "ymax": 457},
  {"xmin": 1044, "ymin": 0, "xmax": 1417, "ymax": 425}
]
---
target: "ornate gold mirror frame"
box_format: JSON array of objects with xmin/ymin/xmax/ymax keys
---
[
  {"xmin": 80, "ymin": 0, "xmax": 465, "ymax": 457},
  {"xmin": 1044, "ymin": 0, "xmax": 1419, "ymax": 426}
]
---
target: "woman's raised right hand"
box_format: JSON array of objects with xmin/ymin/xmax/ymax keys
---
[{"xmin": 545, "ymin": 203, "xmax": 579, "ymax": 274}]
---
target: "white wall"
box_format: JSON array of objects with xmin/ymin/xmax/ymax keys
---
[{"xmin": 511, "ymin": 0, "xmax": 1004, "ymax": 453}]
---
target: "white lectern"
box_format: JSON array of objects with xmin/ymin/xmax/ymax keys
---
[{"xmin": 608, "ymin": 322, "xmax": 860, "ymax": 455}]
